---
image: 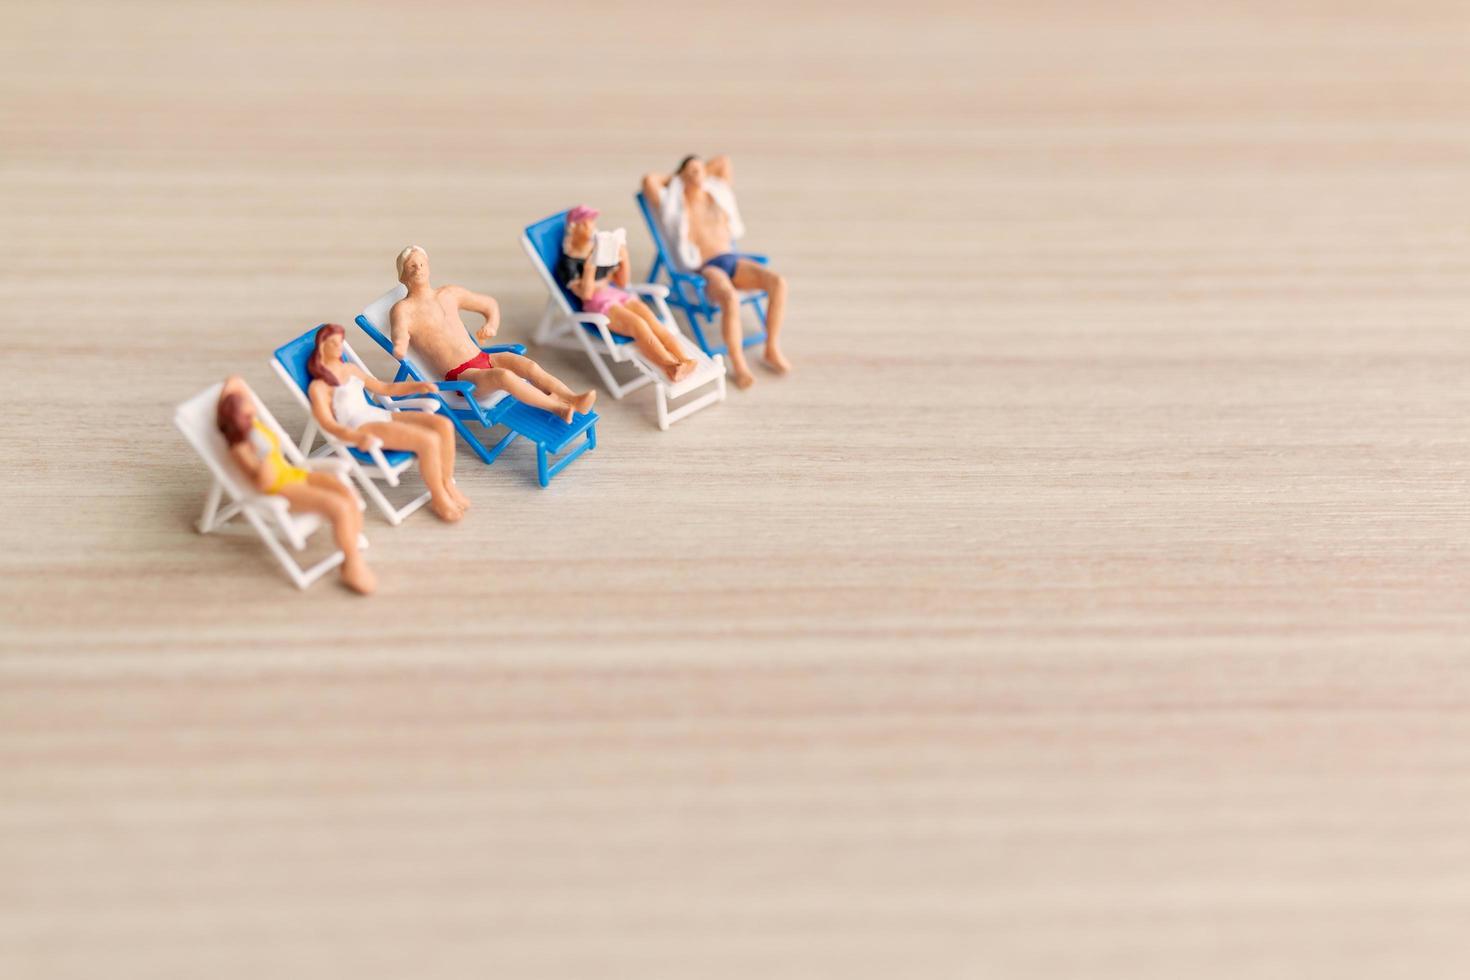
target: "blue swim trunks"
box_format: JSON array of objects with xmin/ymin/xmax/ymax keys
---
[{"xmin": 699, "ymin": 252, "xmax": 743, "ymax": 278}]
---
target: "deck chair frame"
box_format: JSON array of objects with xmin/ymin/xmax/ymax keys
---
[
  {"xmin": 635, "ymin": 191, "xmax": 770, "ymax": 359},
  {"xmin": 522, "ymin": 210, "xmax": 727, "ymax": 430},
  {"xmin": 354, "ymin": 285, "xmax": 598, "ymax": 488},
  {"xmin": 270, "ymin": 328, "xmax": 443, "ymax": 526},
  {"xmin": 175, "ymin": 381, "xmax": 368, "ymax": 590}
]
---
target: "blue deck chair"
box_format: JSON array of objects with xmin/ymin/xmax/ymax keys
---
[
  {"xmin": 635, "ymin": 191, "xmax": 769, "ymax": 359},
  {"xmin": 522, "ymin": 210, "xmax": 726, "ymax": 430},
  {"xmin": 354, "ymin": 285, "xmax": 598, "ymax": 488},
  {"xmin": 174, "ymin": 380, "xmax": 368, "ymax": 590},
  {"xmin": 270, "ymin": 326, "xmax": 445, "ymax": 525}
]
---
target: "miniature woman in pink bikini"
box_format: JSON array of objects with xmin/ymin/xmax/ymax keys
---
[{"xmin": 559, "ymin": 205, "xmax": 697, "ymax": 383}]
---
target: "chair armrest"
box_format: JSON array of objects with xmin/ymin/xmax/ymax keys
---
[
  {"xmin": 569, "ymin": 311, "xmax": 621, "ymax": 351},
  {"xmin": 385, "ymin": 396, "xmax": 441, "ymax": 414},
  {"xmin": 629, "ymin": 283, "xmax": 669, "ymax": 299},
  {"xmin": 481, "ymin": 343, "xmax": 527, "ymax": 355},
  {"xmin": 428, "ymin": 379, "xmax": 493, "ymax": 426}
]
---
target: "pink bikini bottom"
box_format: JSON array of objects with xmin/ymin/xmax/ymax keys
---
[{"xmin": 582, "ymin": 285, "xmax": 633, "ymax": 315}]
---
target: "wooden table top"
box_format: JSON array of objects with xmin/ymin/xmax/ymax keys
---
[{"xmin": 4, "ymin": 2, "xmax": 1468, "ymax": 976}]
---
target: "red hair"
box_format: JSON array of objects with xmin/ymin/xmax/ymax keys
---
[{"xmin": 307, "ymin": 323, "xmax": 346, "ymax": 386}]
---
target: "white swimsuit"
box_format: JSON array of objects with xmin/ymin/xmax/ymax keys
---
[{"xmin": 332, "ymin": 375, "xmax": 393, "ymax": 428}]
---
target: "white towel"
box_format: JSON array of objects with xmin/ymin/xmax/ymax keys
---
[{"xmin": 659, "ymin": 175, "xmax": 745, "ymax": 273}]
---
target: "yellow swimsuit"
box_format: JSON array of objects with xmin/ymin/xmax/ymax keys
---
[{"xmin": 250, "ymin": 419, "xmax": 308, "ymax": 493}]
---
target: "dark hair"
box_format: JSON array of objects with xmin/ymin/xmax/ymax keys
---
[
  {"xmin": 676, "ymin": 154, "xmax": 701, "ymax": 174},
  {"xmin": 307, "ymin": 323, "xmax": 346, "ymax": 387},
  {"xmin": 217, "ymin": 391, "xmax": 252, "ymax": 446}
]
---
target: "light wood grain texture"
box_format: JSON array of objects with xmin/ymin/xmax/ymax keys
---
[{"xmin": 3, "ymin": 1, "xmax": 1470, "ymax": 977}]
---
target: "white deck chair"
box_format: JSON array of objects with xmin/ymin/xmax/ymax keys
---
[
  {"xmin": 522, "ymin": 210, "xmax": 726, "ymax": 430},
  {"xmin": 270, "ymin": 326, "xmax": 442, "ymax": 526},
  {"xmin": 174, "ymin": 381, "xmax": 367, "ymax": 590}
]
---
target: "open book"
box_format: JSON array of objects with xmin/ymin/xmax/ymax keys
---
[{"xmin": 593, "ymin": 228, "xmax": 626, "ymax": 267}]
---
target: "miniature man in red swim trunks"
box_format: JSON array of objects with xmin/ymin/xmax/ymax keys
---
[{"xmin": 389, "ymin": 246, "xmax": 596, "ymax": 423}]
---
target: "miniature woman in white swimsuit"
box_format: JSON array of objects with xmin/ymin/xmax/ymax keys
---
[{"xmin": 306, "ymin": 323, "xmax": 470, "ymax": 522}]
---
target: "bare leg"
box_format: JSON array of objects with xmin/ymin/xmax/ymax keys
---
[
  {"xmin": 734, "ymin": 260, "xmax": 790, "ymax": 373},
  {"xmin": 492, "ymin": 351, "xmax": 597, "ymax": 415},
  {"xmin": 623, "ymin": 299, "xmax": 697, "ymax": 380},
  {"xmin": 607, "ymin": 304, "xmax": 690, "ymax": 381},
  {"xmin": 360, "ymin": 421, "xmax": 461, "ymax": 521},
  {"xmin": 464, "ymin": 366, "xmax": 578, "ymax": 423},
  {"xmin": 394, "ymin": 413, "xmax": 466, "ymax": 509},
  {"xmin": 281, "ymin": 476, "xmax": 376, "ymax": 594},
  {"xmin": 701, "ymin": 265, "xmax": 751, "ymax": 388}
]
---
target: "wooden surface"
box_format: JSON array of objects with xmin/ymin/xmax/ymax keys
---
[{"xmin": 4, "ymin": 2, "xmax": 1470, "ymax": 976}]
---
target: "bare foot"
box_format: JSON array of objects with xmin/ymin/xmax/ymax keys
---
[
  {"xmin": 732, "ymin": 368, "xmax": 755, "ymax": 390},
  {"xmin": 554, "ymin": 399, "xmax": 575, "ymax": 424},
  {"xmin": 430, "ymin": 497, "xmax": 463, "ymax": 523},
  {"xmin": 762, "ymin": 347, "xmax": 792, "ymax": 374},
  {"xmin": 671, "ymin": 359, "xmax": 696, "ymax": 382},
  {"xmin": 572, "ymin": 391, "xmax": 597, "ymax": 414},
  {"xmin": 447, "ymin": 480, "xmax": 470, "ymax": 510},
  {"xmin": 341, "ymin": 557, "xmax": 377, "ymax": 595}
]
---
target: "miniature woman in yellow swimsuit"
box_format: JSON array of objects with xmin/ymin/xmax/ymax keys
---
[{"xmin": 216, "ymin": 376, "xmax": 376, "ymax": 595}]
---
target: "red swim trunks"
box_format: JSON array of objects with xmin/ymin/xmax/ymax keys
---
[{"xmin": 445, "ymin": 351, "xmax": 492, "ymax": 381}]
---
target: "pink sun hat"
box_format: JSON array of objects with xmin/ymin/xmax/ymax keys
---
[{"xmin": 567, "ymin": 204, "xmax": 600, "ymax": 224}]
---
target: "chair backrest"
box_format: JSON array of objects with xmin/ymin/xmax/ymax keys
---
[
  {"xmin": 174, "ymin": 381, "xmax": 301, "ymax": 502},
  {"xmin": 522, "ymin": 210, "xmax": 582, "ymax": 314},
  {"xmin": 635, "ymin": 192, "xmax": 677, "ymax": 272},
  {"xmin": 273, "ymin": 326, "xmax": 377, "ymax": 407}
]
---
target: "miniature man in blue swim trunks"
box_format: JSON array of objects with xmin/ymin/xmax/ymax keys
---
[{"xmin": 642, "ymin": 154, "xmax": 790, "ymax": 389}]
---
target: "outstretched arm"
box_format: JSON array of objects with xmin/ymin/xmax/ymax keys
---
[{"xmin": 351, "ymin": 365, "xmax": 435, "ymax": 399}]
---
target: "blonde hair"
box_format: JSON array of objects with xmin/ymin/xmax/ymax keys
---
[{"xmin": 396, "ymin": 245, "xmax": 426, "ymax": 282}]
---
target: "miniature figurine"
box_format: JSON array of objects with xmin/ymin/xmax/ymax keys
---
[
  {"xmin": 559, "ymin": 205, "xmax": 698, "ymax": 383},
  {"xmin": 389, "ymin": 246, "xmax": 596, "ymax": 423},
  {"xmin": 641, "ymin": 154, "xmax": 789, "ymax": 388},
  {"xmin": 305, "ymin": 323, "xmax": 470, "ymax": 522},
  {"xmin": 215, "ymin": 375, "xmax": 375, "ymax": 595}
]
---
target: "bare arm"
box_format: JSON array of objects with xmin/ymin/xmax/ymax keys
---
[
  {"xmin": 308, "ymin": 379, "xmax": 372, "ymax": 448},
  {"xmin": 707, "ymin": 155, "xmax": 733, "ymax": 183},
  {"xmin": 641, "ymin": 171, "xmax": 670, "ymax": 208},
  {"xmin": 388, "ymin": 303, "xmax": 411, "ymax": 359},
  {"xmin": 441, "ymin": 285, "xmax": 500, "ymax": 343},
  {"xmin": 350, "ymin": 363, "xmax": 434, "ymax": 398},
  {"xmin": 613, "ymin": 244, "xmax": 630, "ymax": 288},
  {"xmin": 575, "ymin": 250, "xmax": 599, "ymax": 299},
  {"xmin": 228, "ymin": 440, "xmax": 274, "ymax": 494}
]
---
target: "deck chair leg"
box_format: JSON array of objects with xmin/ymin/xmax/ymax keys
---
[
  {"xmin": 197, "ymin": 481, "xmax": 225, "ymax": 533},
  {"xmin": 243, "ymin": 509, "xmax": 314, "ymax": 589},
  {"xmin": 298, "ymin": 418, "xmax": 320, "ymax": 456},
  {"xmin": 355, "ymin": 470, "xmax": 405, "ymax": 526},
  {"xmin": 533, "ymin": 298, "xmax": 559, "ymax": 345}
]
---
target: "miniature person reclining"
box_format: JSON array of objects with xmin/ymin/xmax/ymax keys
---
[
  {"xmin": 641, "ymin": 154, "xmax": 789, "ymax": 389},
  {"xmin": 389, "ymin": 246, "xmax": 596, "ymax": 424},
  {"xmin": 559, "ymin": 204, "xmax": 698, "ymax": 383},
  {"xmin": 216, "ymin": 375, "xmax": 375, "ymax": 595},
  {"xmin": 305, "ymin": 323, "xmax": 470, "ymax": 523}
]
